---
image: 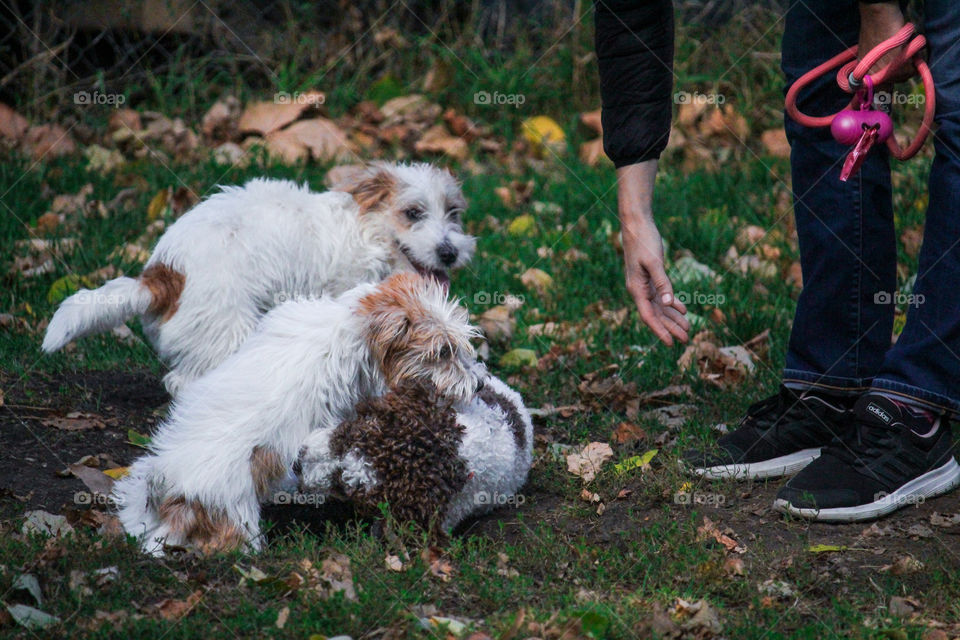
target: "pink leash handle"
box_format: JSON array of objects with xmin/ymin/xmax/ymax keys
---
[{"xmin": 784, "ymin": 23, "xmax": 935, "ymax": 161}]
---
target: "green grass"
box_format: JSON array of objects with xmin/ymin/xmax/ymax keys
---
[{"xmin": 0, "ymin": 7, "xmax": 954, "ymax": 639}]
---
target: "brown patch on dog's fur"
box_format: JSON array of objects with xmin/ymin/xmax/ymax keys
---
[
  {"xmin": 157, "ymin": 496, "xmax": 247, "ymax": 554},
  {"xmin": 329, "ymin": 382, "xmax": 467, "ymax": 535},
  {"xmin": 347, "ymin": 170, "xmax": 395, "ymax": 214},
  {"xmin": 358, "ymin": 273, "xmax": 439, "ymax": 387},
  {"xmin": 140, "ymin": 263, "xmax": 185, "ymax": 322},
  {"xmin": 477, "ymin": 385, "xmax": 527, "ymax": 449},
  {"xmin": 250, "ymin": 445, "xmax": 286, "ymax": 500}
]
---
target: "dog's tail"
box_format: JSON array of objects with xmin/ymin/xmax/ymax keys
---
[{"xmin": 42, "ymin": 276, "xmax": 154, "ymax": 352}]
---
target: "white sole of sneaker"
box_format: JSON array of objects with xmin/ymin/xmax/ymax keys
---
[
  {"xmin": 691, "ymin": 448, "xmax": 821, "ymax": 480},
  {"xmin": 773, "ymin": 457, "xmax": 960, "ymax": 522}
]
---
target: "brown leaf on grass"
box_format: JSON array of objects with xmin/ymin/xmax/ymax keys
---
[
  {"xmin": 723, "ymin": 556, "xmax": 745, "ymax": 576},
  {"xmin": 200, "ymin": 96, "xmax": 240, "ymax": 143},
  {"xmin": 643, "ymin": 404, "xmax": 697, "ymax": 430},
  {"xmin": 678, "ymin": 331, "xmax": 756, "ymax": 388},
  {"xmin": 697, "ymin": 516, "xmax": 746, "ymax": 554},
  {"xmin": 381, "ymin": 94, "xmax": 442, "ymax": 127},
  {"xmin": 318, "ymin": 552, "xmax": 357, "ymax": 600},
  {"xmin": 880, "ymin": 555, "xmax": 924, "ymax": 575},
  {"xmin": 41, "ymin": 412, "xmax": 107, "ymax": 431},
  {"xmin": 520, "ymin": 267, "xmax": 553, "ymax": 295},
  {"xmin": 238, "ymin": 90, "xmax": 325, "ymax": 135},
  {"xmin": 24, "ymin": 124, "xmax": 76, "ymax": 159},
  {"xmin": 743, "ymin": 329, "xmax": 771, "ymax": 361},
  {"xmin": 283, "ymin": 118, "xmax": 357, "ymax": 162},
  {"xmin": 786, "ymin": 261, "xmax": 803, "ymax": 289},
  {"xmin": 107, "ymin": 109, "xmax": 142, "ymax": 133},
  {"xmin": 889, "ymin": 596, "xmax": 921, "ymax": 618},
  {"xmin": 578, "ymin": 365, "xmax": 641, "ymax": 416},
  {"xmin": 761, "ymin": 128, "xmax": 790, "ymax": 158},
  {"xmin": 443, "ymin": 108, "xmax": 486, "ymax": 141},
  {"xmin": 672, "ymin": 598, "xmax": 724, "ymax": 636},
  {"xmin": 151, "ymin": 589, "xmax": 203, "ymax": 621},
  {"xmin": 263, "ymin": 130, "xmax": 309, "ymax": 164},
  {"xmin": 566, "ymin": 442, "xmax": 614, "ymax": 482},
  {"xmin": 735, "ymin": 225, "xmax": 767, "ymax": 251},
  {"xmin": 68, "ymin": 464, "xmax": 115, "ymax": 497},
  {"xmin": 477, "ymin": 304, "xmax": 516, "ymax": 343},
  {"xmin": 493, "ymin": 180, "xmax": 534, "ymax": 208},
  {"xmin": 384, "ymin": 554, "xmax": 405, "ymax": 572},
  {"xmin": 698, "ymin": 105, "xmax": 749, "ymax": 142},
  {"xmin": 901, "ymin": 226, "xmax": 924, "ymax": 258},
  {"xmin": 611, "ymin": 422, "xmax": 647, "ymax": 445},
  {"xmin": 0, "ymin": 102, "xmax": 29, "ymax": 142},
  {"xmin": 275, "ymin": 606, "xmax": 290, "ymax": 630},
  {"xmin": 414, "ymin": 124, "xmax": 468, "ymax": 161},
  {"xmin": 421, "ymin": 547, "xmax": 455, "ymax": 582}
]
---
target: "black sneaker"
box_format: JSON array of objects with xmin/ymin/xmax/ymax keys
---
[
  {"xmin": 682, "ymin": 385, "xmax": 854, "ymax": 479},
  {"xmin": 774, "ymin": 394, "xmax": 960, "ymax": 522}
]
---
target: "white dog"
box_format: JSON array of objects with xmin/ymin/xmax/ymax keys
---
[
  {"xmin": 294, "ymin": 374, "xmax": 533, "ymax": 533},
  {"xmin": 113, "ymin": 273, "xmax": 484, "ymax": 555},
  {"xmin": 42, "ymin": 163, "xmax": 475, "ymax": 395}
]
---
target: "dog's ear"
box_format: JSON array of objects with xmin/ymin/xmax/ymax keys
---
[{"xmin": 329, "ymin": 165, "xmax": 395, "ymax": 214}]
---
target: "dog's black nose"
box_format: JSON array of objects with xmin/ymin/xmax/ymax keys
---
[{"xmin": 436, "ymin": 242, "xmax": 458, "ymax": 267}]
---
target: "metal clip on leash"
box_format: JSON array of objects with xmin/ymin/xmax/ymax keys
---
[{"xmin": 784, "ymin": 23, "xmax": 935, "ymax": 181}]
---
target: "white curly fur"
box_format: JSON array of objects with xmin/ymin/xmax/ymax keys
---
[
  {"xmin": 112, "ymin": 274, "xmax": 484, "ymax": 555},
  {"xmin": 42, "ymin": 163, "xmax": 474, "ymax": 396}
]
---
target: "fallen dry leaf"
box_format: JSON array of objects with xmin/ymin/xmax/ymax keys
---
[
  {"xmin": 520, "ymin": 267, "xmax": 553, "ymax": 295},
  {"xmin": 901, "ymin": 226, "xmax": 924, "ymax": 258},
  {"xmin": 24, "ymin": 123, "xmax": 76, "ymax": 159},
  {"xmin": 566, "ymin": 442, "xmax": 614, "ymax": 482},
  {"xmin": 761, "ymin": 128, "xmax": 790, "ymax": 158},
  {"xmin": 477, "ymin": 304, "xmax": 516, "ymax": 343},
  {"xmin": 200, "ymin": 96, "xmax": 240, "ymax": 142},
  {"xmin": 281, "ymin": 118, "xmax": 357, "ymax": 162},
  {"xmin": 678, "ymin": 331, "xmax": 756, "ymax": 388},
  {"xmin": 151, "ymin": 590, "xmax": 203, "ymax": 621},
  {"xmin": 611, "ymin": 422, "xmax": 647, "ymax": 445},
  {"xmin": 415, "ymin": 124, "xmax": 468, "ymax": 161},
  {"xmin": 40, "ymin": 412, "xmax": 107, "ymax": 431},
  {"xmin": 238, "ymin": 90, "xmax": 325, "ymax": 135},
  {"xmin": 385, "ymin": 554, "xmax": 405, "ymax": 572},
  {"xmin": 108, "ymin": 109, "xmax": 142, "ymax": 133},
  {"xmin": 421, "ymin": 547, "xmax": 455, "ymax": 582},
  {"xmin": 68, "ymin": 464, "xmax": 115, "ymax": 497},
  {"xmin": 0, "ymin": 102, "xmax": 29, "ymax": 142},
  {"xmin": 275, "ymin": 606, "xmax": 290, "ymax": 630},
  {"xmin": 697, "ymin": 516, "xmax": 746, "ymax": 554}
]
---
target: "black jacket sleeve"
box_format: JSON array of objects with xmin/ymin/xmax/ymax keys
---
[{"xmin": 594, "ymin": 0, "xmax": 675, "ymax": 167}]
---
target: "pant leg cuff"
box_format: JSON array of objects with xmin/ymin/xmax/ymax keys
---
[
  {"xmin": 782, "ymin": 369, "xmax": 872, "ymax": 397},
  {"xmin": 869, "ymin": 379, "xmax": 960, "ymax": 416}
]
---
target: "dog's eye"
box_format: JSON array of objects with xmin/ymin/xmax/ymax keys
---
[
  {"xmin": 438, "ymin": 345, "xmax": 452, "ymax": 361},
  {"xmin": 403, "ymin": 207, "xmax": 424, "ymax": 222},
  {"xmin": 446, "ymin": 207, "xmax": 462, "ymax": 220}
]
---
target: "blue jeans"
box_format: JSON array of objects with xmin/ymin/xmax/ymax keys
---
[{"xmin": 782, "ymin": 0, "xmax": 960, "ymax": 415}]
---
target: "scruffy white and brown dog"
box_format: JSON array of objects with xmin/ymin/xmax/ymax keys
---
[
  {"xmin": 113, "ymin": 273, "xmax": 484, "ymax": 555},
  {"xmin": 294, "ymin": 374, "xmax": 533, "ymax": 534},
  {"xmin": 42, "ymin": 163, "xmax": 474, "ymax": 395}
]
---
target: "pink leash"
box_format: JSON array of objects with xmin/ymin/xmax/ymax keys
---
[{"xmin": 785, "ymin": 23, "xmax": 935, "ymax": 180}]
